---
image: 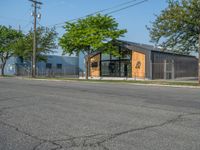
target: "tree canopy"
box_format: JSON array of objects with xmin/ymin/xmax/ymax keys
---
[
  {"xmin": 0, "ymin": 25, "xmax": 23, "ymax": 75},
  {"xmin": 15, "ymin": 26, "xmax": 58, "ymax": 62},
  {"xmin": 148, "ymin": 0, "xmax": 200, "ymax": 54},
  {"xmin": 59, "ymin": 14, "xmax": 127, "ymax": 56}
]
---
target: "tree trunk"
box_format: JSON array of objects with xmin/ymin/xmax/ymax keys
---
[
  {"xmin": 85, "ymin": 57, "xmax": 88, "ymax": 80},
  {"xmin": 1, "ymin": 62, "xmax": 6, "ymax": 76},
  {"xmin": 199, "ymin": 33, "xmax": 200, "ymax": 84},
  {"xmin": 85, "ymin": 55, "xmax": 90, "ymax": 80}
]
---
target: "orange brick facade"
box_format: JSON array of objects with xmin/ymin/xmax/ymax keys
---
[
  {"xmin": 132, "ymin": 51, "xmax": 146, "ymax": 79},
  {"xmin": 90, "ymin": 54, "xmax": 100, "ymax": 77}
]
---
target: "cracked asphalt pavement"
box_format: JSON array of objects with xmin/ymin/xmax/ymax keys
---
[{"xmin": 0, "ymin": 78, "xmax": 200, "ymax": 150}]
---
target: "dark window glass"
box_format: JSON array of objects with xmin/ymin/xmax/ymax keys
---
[
  {"xmin": 101, "ymin": 61, "xmax": 120, "ymax": 77},
  {"xmin": 120, "ymin": 61, "xmax": 132, "ymax": 77},
  {"xmin": 121, "ymin": 50, "xmax": 131, "ymax": 59},
  {"xmin": 46, "ymin": 63, "xmax": 52, "ymax": 69},
  {"xmin": 111, "ymin": 55, "xmax": 119, "ymax": 60},
  {"xmin": 100, "ymin": 48, "xmax": 131, "ymax": 77},
  {"xmin": 101, "ymin": 61, "xmax": 110, "ymax": 76},
  {"xmin": 101, "ymin": 60, "xmax": 131, "ymax": 77},
  {"xmin": 57, "ymin": 64, "xmax": 62, "ymax": 69},
  {"xmin": 19, "ymin": 57, "xmax": 24, "ymax": 63},
  {"xmin": 101, "ymin": 53, "xmax": 110, "ymax": 60}
]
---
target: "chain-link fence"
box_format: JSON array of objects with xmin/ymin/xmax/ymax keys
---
[
  {"xmin": 16, "ymin": 65, "xmax": 79, "ymax": 78},
  {"xmin": 15, "ymin": 61, "xmax": 198, "ymax": 80},
  {"xmin": 152, "ymin": 61, "xmax": 198, "ymax": 80}
]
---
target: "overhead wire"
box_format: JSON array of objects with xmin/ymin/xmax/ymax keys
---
[
  {"xmin": 107, "ymin": 0, "xmax": 148, "ymax": 15},
  {"xmin": 1, "ymin": 0, "xmax": 148, "ymax": 34},
  {"xmin": 47, "ymin": 0, "xmax": 139, "ymax": 27},
  {"xmin": 47, "ymin": 0, "xmax": 148, "ymax": 28}
]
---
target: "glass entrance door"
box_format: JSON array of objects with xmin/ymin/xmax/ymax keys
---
[
  {"xmin": 120, "ymin": 61, "xmax": 131, "ymax": 77},
  {"xmin": 101, "ymin": 61, "xmax": 120, "ymax": 77}
]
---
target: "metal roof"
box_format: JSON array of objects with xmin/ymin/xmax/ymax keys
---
[
  {"xmin": 119, "ymin": 40, "xmax": 197, "ymax": 58},
  {"xmin": 88, "ymin": 40, "xmax": 197, "ymax": 59},
  {"xmin": 119, "ymin": 40, "xmax": 164, "ymax": 52}
]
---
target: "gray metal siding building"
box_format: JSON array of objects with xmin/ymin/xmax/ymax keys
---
[
  {"xmin": 124, "ymin": 41, "xmax": 198, "ymax": 79},
  {"xmin": 0, "ymin": 55, "xmax": 79, "ymax": 77}
]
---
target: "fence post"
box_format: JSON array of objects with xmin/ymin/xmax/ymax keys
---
[
  {"xmin": 164, "ymin": 59, "xmax": 167, "ymax": 80},
  {"xmin": 171, "ymin": 60, "xmax": 175, "ymax": 79}
]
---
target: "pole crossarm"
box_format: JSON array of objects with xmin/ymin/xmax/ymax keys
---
[{"xmin": 29, "ymin": 0, "xmax": 42, "ymax": 5}]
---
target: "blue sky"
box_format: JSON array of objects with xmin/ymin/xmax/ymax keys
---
[{"xmin": 0, "ymin": 0, "xmax": 168, "ymax": 55}]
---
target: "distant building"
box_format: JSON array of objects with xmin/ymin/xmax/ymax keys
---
[
  {"xmin": 79, "ymin": 40, "xmax": 198, "ymax": 80},
  {"xmin": 0, "ymin": 55, "xmax": 79, "ymax": 77},
  {"xmin": 0, "ymin": 57, "xmax": 19, "ymax": 76}
]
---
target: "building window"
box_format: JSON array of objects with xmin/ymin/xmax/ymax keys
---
[
  {"xmin": 101, "ymin": 61, "xmax": 120, "ymax": 77},
  {"xmin": 101, "ymin": 53, "xmax": 110, "ymax": 60},
  {"xmin": 57, "ymin": 64, "xmax": 62, "ymax": 69},
  {"xmin": 111, "ymin": 55, "xmax": 119, "ymax": 60},
  {"xmin": 46, "ymin": 63, "xmax": 52, "ymax": 69},
  {"xmin": 100, "ymin": 48, "xmax": 131, "ymax": 77},
  {"xmin": 121, "ymin": 50, "xmax": 131, "ymax": 59},
  {"xmin": 101, "ymin": 61, "xmax": 110, "ymax": 76}
]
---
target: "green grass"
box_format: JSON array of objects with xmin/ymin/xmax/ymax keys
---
[
  {"xmin": 31, "ymin": 77, "xmax": 200, "ymax": 87},
  {"xmin": 1, "ymin": 75, "xmax": 199, "ymax": 87},
  {"xmin": 0, "ymin": 75, "xmax": 15, "ymax": 77}
]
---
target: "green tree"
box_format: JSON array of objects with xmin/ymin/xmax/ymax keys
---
[
  {"xmin": 0, "ymin": 25, "xmax": 23, "ymax": 76},
  {"xmin": 59, "ymin": 14, "xmax": 127, "ymax": 79},
  {"xmin": 148, "ymin": 0, "xmax": 200, "ymax": 83},
  {"xmin": 15, "ymin": 26, "xmax": 58, "ymax": 62}
]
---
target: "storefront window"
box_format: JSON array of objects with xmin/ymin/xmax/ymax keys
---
[
  {"xmin": 100, "ymin": 48, "xmax": 131, "ymax": 77},
  {"xmin": 101, "ymin": 53, "xmax": 110, "ymax": 60},
  {"xmin": 111, "ymin": 55, "xmax": 119, "ymax": 60},
  {"xmin": 120, "ymin": 61, "xmax": 132, "ymax": 77},
  {"xmin": 101, "ymin": 61, "xmax": 110, "ymax": 76},
  {"xmin": 101, "ymin": 61, "xmax": 120, "ymax": 77},
  {"xmin": 121, "ymin": 50, "xmax": 131, "ymax": 59}
]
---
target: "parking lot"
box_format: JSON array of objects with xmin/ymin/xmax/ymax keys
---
[{"xmin": 0, "ymin": 78, "xmax": 200, "ymax": 150}]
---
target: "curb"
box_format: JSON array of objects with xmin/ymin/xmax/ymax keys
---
[
  {"xmin": 12, "ymin": 77, "xmax": 200, "ymax": 89},
  {"xmin": 126, "ymin": 83, "xmax": 200, "ymax": 89}
]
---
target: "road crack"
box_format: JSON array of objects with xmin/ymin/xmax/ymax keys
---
[
  {"xmin": 0, "ymin": 119, "xmax": 63, "ymax": 150},
  {"xmin": 0, "ymin": 112, "xmax": 199, "ymax": 150},
  {"xmin": 49, "ymin": 112, "xmax": 200, "ymax": 149}
]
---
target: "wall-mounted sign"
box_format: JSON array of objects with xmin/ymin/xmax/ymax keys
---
[{"xmin": 135, "ymin": 61, "xmax": 141, "ymax": 69}]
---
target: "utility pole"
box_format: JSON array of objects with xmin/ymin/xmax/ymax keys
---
[
  {"xmin": 29, "ymin": 0, "xmax": 42, "ymax": 78},
  {"xmin": 199, "ymin": 33, "xmax": 200, "ymax": 84}
]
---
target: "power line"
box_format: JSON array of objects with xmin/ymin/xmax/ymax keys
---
[
  {"xmin": 107, "ymin": 0, "xmax": 148, "ymax": 15},
  {"xmin": 79, "ymin": 0, "xmax": 140, "ymax": 18},
  {"xmin": 48, "ymin": 0, "xmax": 139, "ymax": 27},
  {"xmin": 48, "ymin": 0, "xmax": 148, "ymax": 28}
]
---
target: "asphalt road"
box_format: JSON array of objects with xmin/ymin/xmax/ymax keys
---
[{"xmin": 0, "ymin": 78, "xmax": 200, "ymax": 150}]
